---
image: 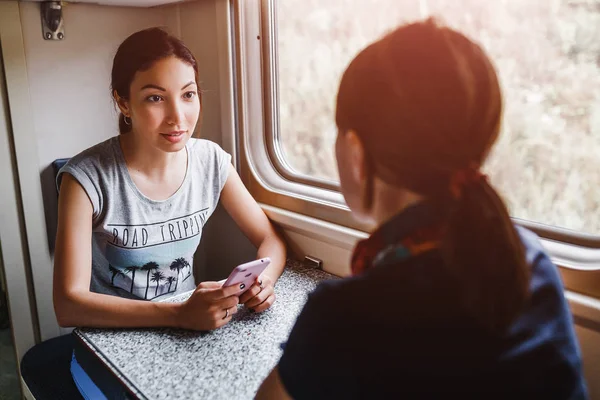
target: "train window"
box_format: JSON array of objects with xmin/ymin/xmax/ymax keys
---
[{"xmin": 236, "ymin": 0, "xmax": 600, "ymax": 243}]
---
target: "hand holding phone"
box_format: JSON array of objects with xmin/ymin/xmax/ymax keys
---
[
  {"xmin": 222, "ymin": 257, "xmax": 271, "ymax": 296},
  {"xmin": 176, "ymin": 281, "xmax": 241, "ymax": 331}
]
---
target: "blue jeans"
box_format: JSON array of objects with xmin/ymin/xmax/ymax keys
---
[{"xmin": 70, "ymin": 351, "xmax": 107, "ymax": 400}]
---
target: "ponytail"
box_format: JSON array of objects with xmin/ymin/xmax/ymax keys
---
[{"xmin": 442, "ymin": 178, "xmax": 530, "ymax": 333}]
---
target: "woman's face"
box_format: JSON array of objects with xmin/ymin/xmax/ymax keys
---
[{"xmin": 119, "ymin": 56, "xmax": 200, "ymax": 153}]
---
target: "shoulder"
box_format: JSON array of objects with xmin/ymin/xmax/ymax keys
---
[
  {"xmin": 515, "ymin": 225, "xmax": 547, "ymax": 264},
  {"xmin": 56, "ymin": 136, "xmax": 119, "ymax": 218},
  {"xmin": 512, "ymin": 227, "xmax": 578, "ymax": 360},
  {"xmin": 511, "ymin": 227, "xmax": 586, "ymax": 393},
  {"xmin": 61, "ymin": 137, "xmax": 119, "ymax": 176},
  {"xmin": 187, "ymin": 138, "xmax": 228, "ymax": 158},
  {"xmin": 187, "ymin": 138, "xmax": 231, "ymax": 167},
  {"xmin": 187, "ymin": 138, "xmax": 232, "ymax": 187},
  {"xmin": 514, "ymin": 225, "xmax": 565, "ymax": 287}
]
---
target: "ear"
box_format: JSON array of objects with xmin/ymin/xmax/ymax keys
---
[
  {"xmin": 343, "ymin": 130, "xmax": 374, "ymax": 210},
  {"xmin": 113, "ymin": 90, "xmax": 131, "ymax": 117},
  {"xmin": 343, "ymin": 130, "xmax": 368, "ymax": 179}
]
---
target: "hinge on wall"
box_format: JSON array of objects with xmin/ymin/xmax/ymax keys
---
[{"xmin": 41, "ymin": 1, "xmax": 65, "ymax": 41}]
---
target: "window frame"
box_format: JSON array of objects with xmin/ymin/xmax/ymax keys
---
[
  {"xmin": 233, "ymin": 0, "xmax": 367, "ymax": 233},
  {"xmin": 260, "ymin": 0, "xmax": 341, "ymax": 193},
  {"xmin": 233, "ymin": 0, "xmax": 600, "ymax": 251}
]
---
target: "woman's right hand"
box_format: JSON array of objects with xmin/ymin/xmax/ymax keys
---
[{"xmin": 176, "ymin": 281, "xmax": 242, "ymax": 331}]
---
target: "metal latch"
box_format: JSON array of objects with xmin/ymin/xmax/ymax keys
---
[{"xmin": 41, "ymin": 1, "xmax": 65, "ymax": 41}]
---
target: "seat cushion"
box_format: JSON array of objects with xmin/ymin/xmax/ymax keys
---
[{"xmin": 20, "ymin": 334, "xmax": 83, "ymax": 399}]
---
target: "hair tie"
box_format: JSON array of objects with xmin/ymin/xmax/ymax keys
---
[{"xmin": 449, "ymin": 163, "xmax": 487, "ymax": 199}]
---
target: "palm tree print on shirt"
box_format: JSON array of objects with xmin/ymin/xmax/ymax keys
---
[
  {"xmin": 108, "ymin": 264, "xmax": 125, "ymax": 286},
  {"xmin": 115, "ymin": 258, "xmax": 191, "ymax": 299},
  {"xmin": 142, "ymin": 262, "xmax": 160, "ymax": 300},
  {"xmin": 124, "ymin": 266, "xmax": 139, "ymax": 293},
  {"xmin": 166, "ymin": 276, "xmax": 176, "ymax": 293},
  {"xmin": 151, "ymin": 271, "xmax": 166, "ymax": 297},
  {"xmin": 169, "ymin": 257, "xmax": 188, "ymax": 291},
  {"xmin": 180, "ymin": 258, "xmax": 192, "ymax": 283}
]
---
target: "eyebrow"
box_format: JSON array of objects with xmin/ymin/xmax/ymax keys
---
[
  {"xmin": 181, "ymin": 81, "xmax": 196, "ymax": 90},
  {"xmin": 140, "ymin": 81, "xmax": 196, "ymax": 91}
]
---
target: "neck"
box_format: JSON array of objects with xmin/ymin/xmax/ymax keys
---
[
  {"xmin": 118, "ymin": 133, "xmax": 185, "ymax": 180},
  {"xmin": 370, "ymin": 177, "xmax": 424, "ymax": 228}
]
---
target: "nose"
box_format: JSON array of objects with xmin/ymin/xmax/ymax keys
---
[{"xmin": 166, "ymin": 98, "xmax": 185, "ymax": 126}]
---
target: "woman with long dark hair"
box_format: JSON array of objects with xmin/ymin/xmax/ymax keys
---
[{"xmin": 257, "ymin": 18, "xmax": 586, "ymax": 399}]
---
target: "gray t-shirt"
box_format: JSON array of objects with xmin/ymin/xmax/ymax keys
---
[{"xmin": 57, "ymin": 136, "xmax": 231, "ymax": 301}]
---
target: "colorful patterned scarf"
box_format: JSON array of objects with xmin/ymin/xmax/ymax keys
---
[{"xmin": 350, "ymin": 203, "xmax": 446, "ymax": 276}]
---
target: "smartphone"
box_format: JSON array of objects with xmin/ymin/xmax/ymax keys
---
[{"xmin": 222, "ymin": 257, "xmax": 271, "ymax": 295}]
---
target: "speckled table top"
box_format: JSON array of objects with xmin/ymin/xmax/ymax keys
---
[{"xmin": 73, "ymin": 261, "xmax": 337, "ymax": 400}]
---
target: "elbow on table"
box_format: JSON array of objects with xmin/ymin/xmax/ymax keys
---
[{"xmin": 53, "ymin": 288, "xmax": 85, "ymax": 328}]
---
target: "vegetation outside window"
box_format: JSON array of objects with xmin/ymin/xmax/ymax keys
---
[{"xmin": 273, "ymin": 0, "xmax": 600, "ymax": 236}]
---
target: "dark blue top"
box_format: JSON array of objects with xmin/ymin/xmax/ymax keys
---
[{"xmin": 278, "ymin": 203, "xmax": 587, "ymax": 399}]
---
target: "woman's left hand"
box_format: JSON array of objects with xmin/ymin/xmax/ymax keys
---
[{"xmin": 239, "ymin": 275, "xmax": 276, "ymax": 313}]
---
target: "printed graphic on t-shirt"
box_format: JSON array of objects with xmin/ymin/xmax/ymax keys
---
[{"xmin": 104, "ymin": 209, "xmax": 208, "ymax": 300}]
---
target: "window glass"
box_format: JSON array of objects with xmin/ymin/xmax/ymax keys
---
[{"xmin": 275, "ymin": 0, "xmax": 600, "ymax": 234}]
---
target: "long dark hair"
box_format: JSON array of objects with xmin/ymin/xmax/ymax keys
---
[
  {"xmin": 336, "ymin": 18, "xmax": 529, "ymax": 333},
  {"xmin": 111, "ymin": 27, "xmax": 201, "ymax": 134}
]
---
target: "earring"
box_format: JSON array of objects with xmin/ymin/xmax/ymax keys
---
[{"xmin": 124, "ymin": 115, "xmax": 132, "ymax": 125}]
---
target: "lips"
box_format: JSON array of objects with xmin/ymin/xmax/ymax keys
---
[
  {"xmin": 163, "ymin": 130, "xmax": 185, "ymax": 137},
  {"xmin": 161, "ymin": 130, "xmax": 186, "ymax": 143}
]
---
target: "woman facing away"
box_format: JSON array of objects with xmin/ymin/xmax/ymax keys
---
[
  {"xmin": 257, "ymin": 19, "xmax": 587, "ymax": 399},
  {"xmin": 53, "ymin": 27, "xmax": 286, "ymax": 397}
]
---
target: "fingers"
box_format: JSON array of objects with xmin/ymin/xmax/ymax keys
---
[
  {"xmin": 183, "ymin": 284, "xmax": 243, "ymax": 331},
  {"xmin": 197, "ymin": 281, "xmax": 222, "ymax": 289},
  {"xmin": 190, "ymin": 276, "xmax": 275, "ymax": 331},
  {"xmin": 221, "ymin": 281, "xmax": 246, "ymax": 297},
  {"xmin": 205, "ymin": 304, "xmax": 238, "ymax": 329},
  {"xmin": 220, "ymin": 306, "xmax": 234, "ymax": 320},
  {"xmin": 251, "ymin": 293, "xmax": 276, "ymax": 313},
  {"xmin": 240, "ymin": 275, "xmax": 272, "ymax": 304},
  {"xmin": 214, "ymin": 304, "xmax": 239, "ymax": 328},
  {"xmin": 221, "ymin": 295, "xmax": 241, "ymax": 310},
  {"xmin": 239, "ymin": 281, "xmax": 262, "ymax": 304},
  {"xmin": 227, "ymin": 304, "xmax": 239, "ymax": 316},
  {"xmin": 244, "ymin": 284, "xmax": 273, "ymax": 310},
  {"xmin": 207, "ymin": 294, "xmax": 238, "ymax": 313},
  {"xmin": 214, "ymin": 313, "xmax": 233, "ymax": 329},
  {"xmin": 201, "ymin": 281, "xmax": 244, "ymax": 300}
]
